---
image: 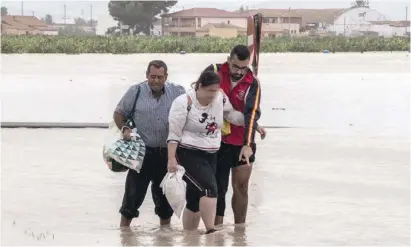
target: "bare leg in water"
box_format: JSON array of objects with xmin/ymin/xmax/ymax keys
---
[
  {"xmin": 231, "ymin": 164, "xmax": 252, "ymax": 224},
  {"xmin": 200, "ymin": 196, "xmax": 217, "ymax": 232},
  {"xmin": 182, "ymin": 197, "xmax": 217, "ymax": 232},
  {"xmin": 182, "ymin": 209, "xmax": 201, "ymax": 230}
]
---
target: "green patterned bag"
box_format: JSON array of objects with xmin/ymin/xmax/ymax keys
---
[
  {"xmin": 104, "ymin": 131, "xmax": 146, "ymax": 172},
  {"xmin": 103, "ymin": 85, "xmax": 145, "ymax": 172}
]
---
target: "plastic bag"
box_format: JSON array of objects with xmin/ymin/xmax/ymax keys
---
[
  {"xmin": 102, "ymin": 121, "xmax": 145, "ymax": 173},
  {"xmin": 160, "ymin": 166, "xmax": 187, "ymax": 219}
]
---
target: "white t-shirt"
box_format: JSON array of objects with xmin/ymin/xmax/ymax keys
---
[{"xmin": 167, "ymin": 89, "xmax": 244, "ymax": 152}]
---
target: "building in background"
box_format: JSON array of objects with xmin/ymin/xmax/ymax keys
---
[
  {"xmin": 196, "ymin": 22, "xmax": 246, "ymax": 38},
  {"xmin": 326, "ymin": 5, "xmax": 387, "ymax": 36},
  {"xmin": 161, "ymin": 8, "xmax": 245, "ymax": 37},
  {"xmin": 151, "ymin": 19, "xmax": 162, "ymax": 36},
  {"xmin": 362, "ymin": 20, "xmax": 410, "ymax": 36},
  {"xmin": 161, "ymin": 7, "xmax": 305, "ymax": 38},
  {"xmin": 1, "ymin": 15, "xmax": 58, "ymax": 35},
  {"xmin": 241, "ymin": 9, "xmax": 302, "ymax": 37}
]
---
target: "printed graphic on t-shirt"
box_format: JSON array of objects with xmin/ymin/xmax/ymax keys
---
[{"xmin": 198, "ymin": 112, "xmax": 218, "ymax": 138}]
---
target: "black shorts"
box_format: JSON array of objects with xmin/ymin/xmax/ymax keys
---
[
  {"xmin": 119, "ymin": 147, "xmax": 174, "ymax": 220},
  {"xmin": 215, "ymin": 142, "xmax": 257, "ymax": 216},
  {"xmin": 218, "ymin": 142, "xmax": 257, "ymax": 168},
  {"xmin": 176, "ymin": 146, "xmax": 218, "ymax": 213}
]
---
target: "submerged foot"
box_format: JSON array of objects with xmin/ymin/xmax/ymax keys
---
[{"xmin": 205, "ymin": 229, "xmax": 217, "ymax": 234}]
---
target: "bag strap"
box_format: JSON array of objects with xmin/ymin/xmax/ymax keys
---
[
  {"xmin": 186, "ymin": 94, "xmax": 192, "ymax": 112},
  {"xmin": 130, "ymin": 85, "xmax": 141, "ymax": 120},
  {"xmin": 213, "ymin": 64, "xmax": 226, "ymax": 106},
  {"xmin": 220, "ymin": 88, "xmax": 226, "ymax": 106},
  {"xmin": 213, "ymin": 64, "xmax": 218, "ymax": 72},
  {"xmin": 182, "ymin": 94, "xmax": 192, "ymax": 130}
]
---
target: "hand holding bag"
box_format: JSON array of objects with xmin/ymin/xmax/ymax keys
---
[{"xmin": 103, "ymin": 85, "xmax": 146, "ymax": 172}]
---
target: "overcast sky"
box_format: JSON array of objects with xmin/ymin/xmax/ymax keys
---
[{"xmin": 2, "ymin": 0, "xmax": 409, "ymax": 34}]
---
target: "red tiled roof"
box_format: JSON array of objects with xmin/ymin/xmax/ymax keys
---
[
  {"xmin": 1, "ymin": 15, "xmax": 57, "ymax": 31},
  {"xmin": 236, "ymin": 9, "xmax": 302, "ymax": 18},
  {"xmin": 163, "ymin": 8, "xmax": 244, "ymax": 18},
  {"xmin": 242, "ymin": 8, "xmax": 345, "ymax": 24},
  {"xmin": 2, "ymin": 16, "xmax": 35, "ymax": 30}
]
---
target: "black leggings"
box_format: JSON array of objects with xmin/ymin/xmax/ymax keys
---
[{"xmin": 176, "ymin": 146, "xmax": 218, "ymax": 213}]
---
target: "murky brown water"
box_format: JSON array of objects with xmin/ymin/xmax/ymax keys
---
[
  {"xmin": 1, "ymin": 128, "xmax": 409, "ymax": 245},
  {"xmin": 1, "ymin": 53, "xmax": 410, "ymax": 132},
  {"xmin": 1, "ymin": 52, "xmax": 410, "ymax": 245}
]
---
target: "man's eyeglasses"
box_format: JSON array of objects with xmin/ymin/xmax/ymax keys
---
[{"xmin": 230, "ymin": 64, "xmax": 249, "ymax": 73}]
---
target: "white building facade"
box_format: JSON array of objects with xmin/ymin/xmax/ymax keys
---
[{"xmin": 326, "ymin": 7, "xmax": 387, "ymax": 36}]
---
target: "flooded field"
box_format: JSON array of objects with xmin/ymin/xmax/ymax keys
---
[{"xmin": 1, "ymin": 52, "xmax": 410, "ymax": 245}]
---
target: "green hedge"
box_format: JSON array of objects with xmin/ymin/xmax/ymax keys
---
[{"xmin": 1, "ymin": 35, "xmax": 409, "ymax": 53}]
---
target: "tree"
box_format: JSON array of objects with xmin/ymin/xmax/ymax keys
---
[
  {"xmin": 87, "ymin": 19, "xmax": 98, "ymax": 27},
  {"xmin": 74, "ymin": 17, "xmax": 87, "ymax": 25},
  {"xmin": 238, "ymin": 5, "xmax": 245, "ymax": 13},
  {"xmin": 1, "ymin": 6, "xmax": 8, "ymax": 16},
  {"xmin": 108, "ymin": 1, "xmax": 177, "ymax": 35},
  {"xmin": 106, "ymin": 22, "xmax": 121, "ymax": 35},
  {"xmin": 44, "ymin": 14, "xmax": 53, "ymax": 25}
]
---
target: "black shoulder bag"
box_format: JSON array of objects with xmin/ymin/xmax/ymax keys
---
[{"xmin": 124, "ymin": 85, "xmax": 141, "ymax": 130}]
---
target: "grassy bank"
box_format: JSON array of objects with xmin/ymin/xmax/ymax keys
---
[{"xmin": 1, "ymin": 35, "xmax": 410, "ymax": 53}]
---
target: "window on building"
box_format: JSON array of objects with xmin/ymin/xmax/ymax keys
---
[
  {"xmin": 228, "ymin": 20, "xmax": 230, "ymax": 24},
  {"xmin": 197, "ymin": 18, "xmax": 201, "ymax": 27}
]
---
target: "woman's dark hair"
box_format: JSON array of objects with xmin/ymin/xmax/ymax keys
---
[{"xmin": 191, "ymin": 70, "xmax": 220, "ymax": 90}]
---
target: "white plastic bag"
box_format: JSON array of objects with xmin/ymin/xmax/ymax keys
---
[
  {"xmin": 160, "ymin": 166, "xmax": 187, "ymax": 219},
  {"xmin": 102, "ymin": 121, "xmax": 145, "ymax": 173}
]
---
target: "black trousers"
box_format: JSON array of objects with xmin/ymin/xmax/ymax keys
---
[
  {"xmin": 176, "ymin": 147, "xmax": 218, "ymax": 213},
  {"xmin": 119, "ymin": 147, "xmax": 174, "ymax": 220}
]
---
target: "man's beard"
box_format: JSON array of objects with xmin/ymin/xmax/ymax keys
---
[{"xmin": 230, "ymin": 73, "xmax": 244, "ymax": 81}]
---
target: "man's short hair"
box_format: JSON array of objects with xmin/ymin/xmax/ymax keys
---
[
  {"xmin": 230, "ymin": 45, "xmax": 250, "ymax": 61},
  {"xmin": 147, "ymin": 60, "xmax": 168, "ymax": 73}
]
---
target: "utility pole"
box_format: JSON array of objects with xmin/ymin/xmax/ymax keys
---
[
  {"xmin": 81, "ymin": 9, "xmax": 84, "ymax": 20},
  {"xmin": 32, "ymin": 11, "xmax": 34, "ymax": 17},
  {"xmin": 288, "ymin": 7, "xmax": 291, "ymax": 36},
  {"xmin": 90, "ymin": 5, "xmax": 93, "ymax": 27},
  {"xmin": 343, "ymin": 16, "xmax": 346, "ymax": 36},
  {"xmin": 64, "ymin": 4, "xmax": 67, "ymax": 25},
  {"xmin": 21, "ymin": 1, "xmax": 23, "ymax": 16},
  {"xmin": 406, "ymin": 6, "xmax": 409, "ymax": 35}
]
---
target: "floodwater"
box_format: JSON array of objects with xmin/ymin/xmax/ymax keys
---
[{"xmin": 1, "ymin": 53, "xmax": 410, "ymax": 246}]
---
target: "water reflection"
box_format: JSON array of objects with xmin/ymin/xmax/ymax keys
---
[
  {"xmin": 1, "ymin": 128, "xmax": 409, "ymax": 246},
  {"xmin": 120, "ymin": 227, "xmax": 180, "ymax": 246},
  {"xmin": 203, "ymin": 229, "xmax": 227, "ymax": 246},
  {"xmin": 231, "ymin": 225, "xmax": 248, "ymax": 246},
  {"xmin": 119, "ymin": 228, "xmax": 136, "ymax": 246},
  {"xmin": 180, "ymin": 230, "xmax": 202, "ymax": 246},
  {"xmin": 120, "ymin": 226, "xmax": 176, "ymax": 246},
  {"xmin": 119, "ymin": 225, "xmax": 248, "ymax": 246}
]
